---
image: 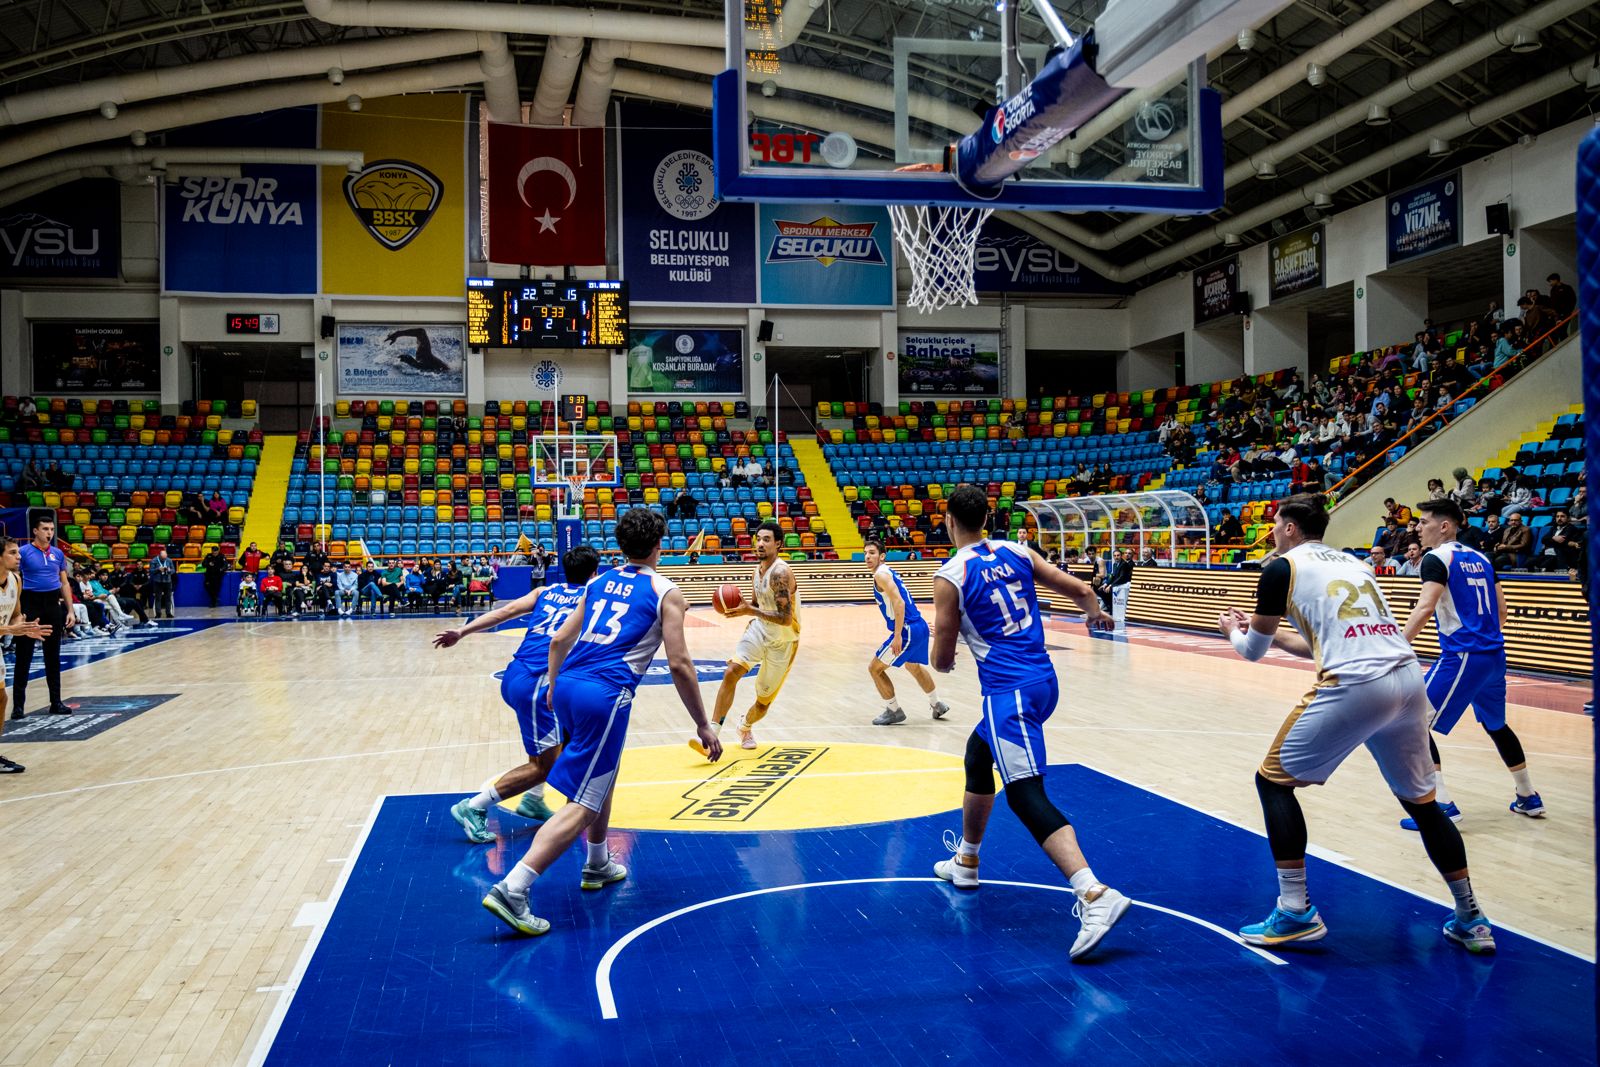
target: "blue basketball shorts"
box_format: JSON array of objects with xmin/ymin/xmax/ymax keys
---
[
  {"xmin": 501, "ymin": 660, "xmax": 560, "ymax": 757},
  {"xmin": 876, "ymin": 621, "xmax": 931, "ymax": 668},
  {"xmin": 974, "ymin": 675, "xmax": 1058, "ymax": 785},
  {"xmin": 546, "ymin": 674, "xmax": 635, "ymax": 812},
  {"xmin": 1426, "ymin": 648, "xmax": 1508, "ymax": 734}
]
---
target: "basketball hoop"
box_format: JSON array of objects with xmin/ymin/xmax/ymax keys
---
[
  {"xmin": 889, "ymin": 163, "xmax": 993, "ymax": 314},
  {"xmin": 564, "ymin": 473, "xmax": 587, "ymax": 517}
]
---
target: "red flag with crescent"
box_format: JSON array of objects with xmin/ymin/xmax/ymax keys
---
[{"xmin": 487, "ymin": 123, "xmax": 606, "ymax": 266}]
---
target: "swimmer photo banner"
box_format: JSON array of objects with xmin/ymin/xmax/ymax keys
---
[
  {"xmin": 1191, "ymin": 256, "xmax": 1238, "ymax": 326},
  {"xmin": 1386, "ymin": 170, "xmax": 1460, "ymax": 267},
  {"xmin": 1268, "ymin": 224, "xmax": 1323, "ymax": 301},
  {"xmin": 897, "ymin": 330, "xmax": 1001, "ymax": 396},
  {"xmin": 161, "ymin": 109, "xmax": 318, "ymax": 295},
  {"xmin": 321, "ymin": 95, "xmax": 468, "ymax": 299},
  {"xmin": 336, "ymin": 323, "xmax": 466, "ymax": 397},
  {"xmin": 618, "ymin": 105, "xmax": 757, "ymax": 306},
  {"xmin": 757, "ymin": 202, "xmax": 895, "ymax": 308},
  {"xmin": 627, "ymin": 328, "xmax": 744, "ymax": 395}
]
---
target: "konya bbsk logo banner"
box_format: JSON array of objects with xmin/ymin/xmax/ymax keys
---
[{"xmin": 342, "ymin": 160, "xmax": 442, "ymax": 250}]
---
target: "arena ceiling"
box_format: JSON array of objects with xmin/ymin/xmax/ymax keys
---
[{"xmin": 1, "ymin": 0, "xmax": 1596, "ymax": 284}]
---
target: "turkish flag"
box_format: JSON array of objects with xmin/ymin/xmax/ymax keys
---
[{"xmin": 488, "ymin": 124, "xmax": 606, "ymax": 266}]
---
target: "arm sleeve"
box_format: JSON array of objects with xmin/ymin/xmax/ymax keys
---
[
  {"xmin": 1419, "ymin": 554, "xmax": 1448, "ymax": 585},
  {"xmin": 1253, "ymin": 557, "xmax": 1292, "ymax": 617}
]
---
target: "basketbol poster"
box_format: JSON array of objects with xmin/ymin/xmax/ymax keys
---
[
  {"xmin": 337, "ymin": 323, "xmax": 466, "ymax": 396},
  {"xmin": 897, "ymin": 330, "xmax": 1000, "ymax": 395},
  {"xmin": 627, "ymin": 328, "xmax": 743, "ymax": 395},
  {"xmin": 32, "ymin": 321, "xmax": 160, "ymax": 392}
]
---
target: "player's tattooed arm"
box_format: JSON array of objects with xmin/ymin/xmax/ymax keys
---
[{"xmin": 768, "ymin": 565, "xmax": 795, "ymax": 625}]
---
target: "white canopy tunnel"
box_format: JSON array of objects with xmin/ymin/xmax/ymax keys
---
[{"xmin": 1020, "ymin": 490, "xmax": 1210, "ymax": 563}]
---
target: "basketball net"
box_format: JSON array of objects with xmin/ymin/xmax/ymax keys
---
[
  {"xmin": 888, "ymin": 164, "xmax": 994, "ymax": 314},
  {"xmin": 564, "ymin": 473, "xmax": 587, "ymax": 519}
]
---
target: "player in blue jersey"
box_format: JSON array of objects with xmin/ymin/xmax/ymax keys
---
[
  {"xmin": 864, "ymin": 539, "xmax": 950, "ymax": 726},
  {"xmin": 434, "ymin": 545, "xmax": 601, "ymax": 842},
  {"xmin": 1397, "ymin": 498, "xmax": 1543, "ymax": 829},
  {"xmin": 482, "ymin": 509, "xmax": 722, "ymax": 936},
  {"xmin": 929, "ymin": 484, "xmax": 1129, "ymax": 961}
]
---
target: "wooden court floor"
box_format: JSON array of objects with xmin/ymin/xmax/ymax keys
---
[{"xmin": 0, "ymin": 603, "xmax": 1591, "ymax": 1066}]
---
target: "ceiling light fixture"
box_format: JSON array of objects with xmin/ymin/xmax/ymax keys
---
[{"xmin": 1365, "ymin": 103, "xmax": 1390, "ymax": 126}]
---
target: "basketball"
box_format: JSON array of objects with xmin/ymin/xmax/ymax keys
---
[{"xmin": 714, "ymin": 583, "xmax": 743, "ymax": 613}]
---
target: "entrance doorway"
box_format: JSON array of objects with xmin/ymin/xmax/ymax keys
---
[
  {"xmin": 762, "ymin": 348, "xmax": 867, "ymax": 431},
  {"xmin": 192, "ymin": 344, "xmax": 314, "ymax": 433}
]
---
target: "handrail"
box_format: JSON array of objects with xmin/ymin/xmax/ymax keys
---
[{"xmin": 1326, "ymin": 312, "xmax": 1576, "ymax": 498}]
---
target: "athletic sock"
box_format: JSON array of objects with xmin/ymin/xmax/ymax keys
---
[
  {"xmin": 886, "ymin": 698, "xmax": 902, "ymax": 712},
  {"xmin": 927, "ymin": 689, "xmax": 942, "ymax": 707},
  {"xmin": 504, "ymin": 861, "xmax": 539, "ymax": 895},
  {"xmin": 1447, "ymin": 876, "xmax": 1484, "ymax": 923},
  {"xmin": 1275, "ymin": 867, "xmax": 1310, "ymax": 913},
  {"xmin": 958, "ymin": 838, "xmax": 980, "ymax": 860},
  {"xmin": 468, "ymin": 785, "xmax": 502, "ymax": 811},
  {"xmin": 586, "ymin": 840, "xmax": 610, "ymax": 866},
  {"xmin": 1511, "ymin": 767, "xmax": 1534, "ymax": 796},
  {"xmin": 1433, "ymin": 770, "xmax": 1452, "ymax": 806},
  {"xmin": 1067, "ymin": 867, "xmax": 1100, "ymax": 896},
  {"xmin": 525, "ymin": 782, "xmax": 546, "ymax": 799}
]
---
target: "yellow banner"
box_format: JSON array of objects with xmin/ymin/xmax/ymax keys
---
[{"xmin": 320, "ymin": 95, "xmax": 467, "ymax": 297}]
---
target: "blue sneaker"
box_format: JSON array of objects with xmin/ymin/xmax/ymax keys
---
[
  {"xmin": 1443, "ymin": 915, "xmax": 1496, "ymax": 954},
  {"xmin": 1239, "ymin": 903, "xmax": 1326, "ymax": 946},
  {"xmin": 1509, "ymin": 792, "xmax": 1546, "ymax": 818},
  {"xmin": 1399, "ymin": 801, "xmax": 1462, "ymax": 831}
]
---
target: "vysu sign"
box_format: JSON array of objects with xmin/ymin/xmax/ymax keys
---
[{"xmin": 0, "ymin": 177, "xmax": 120, "ymax": 279}]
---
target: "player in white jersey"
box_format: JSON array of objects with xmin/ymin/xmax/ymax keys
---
[
  {"xmin": 691, "ymin": 521, "xmax": 800, "ymax": 756},
  {"xmin": 864, "ymin": 539, "xmax": 949, "ymax": 725},
  {"xmin": 1219, "ymin": 494, "xmax": 1494, "ymax": 953},
  {"xmin": 0, "ymin": 538, "xmax": 52, "ymax": 773},
  {"xmin": 930, "ymin": 485, "xmax": 1129, "ymax": 962},
  {"xmin": 1395, "ymin": 498, "xmax": 1542, "ymax": 829}
]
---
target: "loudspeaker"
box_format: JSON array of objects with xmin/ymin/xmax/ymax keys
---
[
  {"xmin": 320, "ymin": 314, "xmax": 336, "ymax": 340},
  {"xmin": 1233, "ymin": 291, "xmax": 1253, "ymax": 317},
  {"xmin": 756, "ymin": 319, "xmax": 774, "ymax": 342},
  {"xmin": 1486, "ymin": 203, "xmax": 1511, "ymax": 236}
]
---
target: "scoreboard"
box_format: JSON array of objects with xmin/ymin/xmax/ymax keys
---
[{"xmin": 466, "ymin": 278, "xmax": 629, "ymax": 349}]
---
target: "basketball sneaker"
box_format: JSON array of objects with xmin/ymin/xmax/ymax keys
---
[
  {"xmin": 1398, "ymin": 801, "xmax": 1462, "ymax": 831},
  {"xmin": 515, "ymin": 792, "xmax": 556, "ymax": 821},
  {"xmin": 580, "ymin": 858, "xmax": 628, "ymax": 890},
  {"xmin": 1238, "ymin": 903, "xmax": 1326, "ymax": 946},
  {"xmin": 1509, "ymin": 792, "xmax": 1546, "ymax": 817},
  {"xmin": 738, "ymin": 728, "xmax": 758, "ymax": 750},
  {"xmin": 930, "ymin": 700, "xmax": 951, "ymax": 720},
  {"xmin": 482, "ymin": 883, "xmax": 549, "ymax": 936},
  {"xmin": 1443, "ymin": 915, "xmax": 1496, "ymax": 954},
  {"xmin": 933, "ymin": 829, "xmax": 979, "ymax": 889},
  {"xmin": 449, "ymin": 799, "xmax": 496, "ymax": 844},
  {"xmin": 872, "ymin": 706, "xmax": 907, "ymax": 726},
  {"xmin": 1070, "ymin": 884, "xmax": 1132, "ymax": 960}
]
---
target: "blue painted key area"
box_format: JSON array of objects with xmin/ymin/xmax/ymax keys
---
[{"xmin": 263, "ymin": 765, "xmax": 1595, "ymax": 1066}]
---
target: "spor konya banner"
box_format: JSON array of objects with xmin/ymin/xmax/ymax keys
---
[
  {"xmin": 618, "ymin": 104, "xmax": 756, "ymax": 305},
  {"xmin": 757, "ymin": 202, "xmax": 894, "ymax": 308}
]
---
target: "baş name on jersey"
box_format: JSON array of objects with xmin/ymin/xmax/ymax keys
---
[{"xmin": 601, "ymin": 577, "xmax": 639, "ymax": 599}]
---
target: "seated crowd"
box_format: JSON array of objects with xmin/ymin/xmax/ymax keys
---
[{"xmin": 233, "ymin": 541, "xmax": 512, "ymax": 618}]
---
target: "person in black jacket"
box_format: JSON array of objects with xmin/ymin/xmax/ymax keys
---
[
  {"xmin": 1108, "ymin": 548, "xmax": 1134, "ymax": 633},
  {"xmin": 202, "ymin": 546, "xmax": 229, "ymax": 608}
]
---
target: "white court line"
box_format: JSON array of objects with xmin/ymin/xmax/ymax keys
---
[
  {"xmin": 1075, "ymin": 759, "xmax": 1597, "ymax": 964},
  {"xmin": 594, "ymin": 876, "xmax": 1284, "ymax": 1018},
  {"xmin": 246, "ymin": 794, "xmax": 385, "ymax": 1067}
]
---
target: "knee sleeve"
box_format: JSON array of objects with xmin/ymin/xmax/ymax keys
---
[
  {"xmin": 964, "ymin": 732, "xmax": 996, "ymax": 796},
  {"xmin": 1485, "ymin": 725, "xmax": 1526, "ymax": 769},
  {"xmin": 1400, "ymin": 797, "xmax": 1469, "ymax": 874},
  {"xmin": 1003, "ymin": 774, "xmax": 1070, "ymax": 845},
  {"xmin": 1255, "ymin": 772, "xmax": 1308, "ymax": 863}
]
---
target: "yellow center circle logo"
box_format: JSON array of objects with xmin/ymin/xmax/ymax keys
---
[{"xmin": 497, "ymin": 742, "xmax": 964, "ymax": 831}]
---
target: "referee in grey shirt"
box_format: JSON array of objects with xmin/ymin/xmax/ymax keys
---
[{"xmin": 12, "ymin": 514, "xmax": 75, "ymax": 718}]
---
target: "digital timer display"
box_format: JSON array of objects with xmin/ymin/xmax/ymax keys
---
[
  {"xmin": 226, "ymin": 313, "xmax": 279, "ymax": 335},
  {"xmin": 466, "ymin": 279, "xmax": 629, "ymax": 349}
]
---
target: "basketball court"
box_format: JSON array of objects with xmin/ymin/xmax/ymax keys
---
[{"xmin": 0, "ymin": 604, "xmax": 1590, "ymax": 1064}]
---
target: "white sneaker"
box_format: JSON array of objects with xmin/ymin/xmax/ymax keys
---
[
  {"xmin": 933, "ymin": 829, "xmax": 980, "ymax": 889},
  {"xmin": 1070, "ymin": 884, "xmax": 1131, "ymax": 961}
]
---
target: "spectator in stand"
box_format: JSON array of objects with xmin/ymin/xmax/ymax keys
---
[
  {"xmin": 179, "ymin": 493, "xmax": 209, "ymax": 527},
  {"xmin": 269, "ymin": 543, "xmax": 294, "ymax": 576},
  {"xmin": 45, "ymin": 460, "xmax": 72, "ymax": 491},
  {"xmin": 208, "ymin": 492, "xmax": 227, "ymax": 519},
  {"xmin": 1548, "ymin": 273, "xmax": 1576, "ymax": 335},
  {"xmin": 1571, "ymin": 486, "xmax": 1587, "ymax": 523},
  {"xmin": 236, "ymin": 572, "xmax": 258, "ymax": 616},
  {"xmin": 1394, "ymin": 541, "xmax": 1424, "ymax": 577},
  {"xmin": 1471, "ymin": 513, "xmax": 1504, "ymax": 556},
  {"xmin": 1367, "ymin": 545, "xmax": 1393, "ymax": 574},
  {"xmin": 358, "ymin": 562, "xmax": 384, "ymax": 614},
  {"xmin": 18, "ymin": 396, "xmax": 36, "ymax": 422},
  {"xmin": 1498, "ymin": 474, "xmax": 1535, "ymax": 520},
  {"xmin": 258, "ymin": 570, "xmax": 287, "ymax": 615},
  {"xmin": 1518, "ymin": 296, "xmax": 1550, "ymax": 344},
  {"xmin": 1494, "ymin": 513, "xmax": 1533, "ymax": 570},
  {"xmin": 378, "ymin": 562, "xmax": 404, "ymax": 612},
  {"xmin": 240, "ymin": 541, "xmax": 264, "ymax": 574},
  {"xmin": 1157, "ymin": 414, "xmax": 1179, "ymax": 446},
  {"xmin": 1425, "ymin": 478, "xmax": 1448, "ymax": 502},
  {"xmin": 1217, "ymin": 512, "xmax": 1244, "ymax": 543},
  {"xmin": 284, "ymin": 565, "xmax": 311, "ymax": 617},
  {"xmin": 676, "ymin": 489, "xmax": 699, "ymax": 520},
  {"xmin": 201, "ymin": 546, "xmax": 228, "ymax": 608},
  {"xmin": 86, "ymin": 569, "xmax": 137, "ymax": 631},
  {"xmin": 1533, "ymin": 511, "xmax": 1585, "ymax": 575},
  {"xmin": 303, "ymin": 542, "xmax": 329, "ymax": 582},
  {"xmin": 1482, "ymin": 298, "xmax": 1503, "ymax": 333},
  {"xmin": 111, "ymin": 565, "xmax": 154, "ymax": 627},
  {"xmin": 312, "ymin": 564, "xmax": 336, "ymax": 615},
  {"xmin": 1376, "ymin": 519, "xmax": 1406, "ymax": 558},
  {"xmin": 148, "ymin": 548, "xmax": 176, "ymax": 619},
  {"xmin": 1383, "ymin": 498, "xmax": 1414, "ymax": 526},
  {"xmin": 404, "ymin": 565, "xmax": 427, "ymax": 611},
  {"xmin": 526, "ymin": 548, "xmax": 546, "ymax": 589}
]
